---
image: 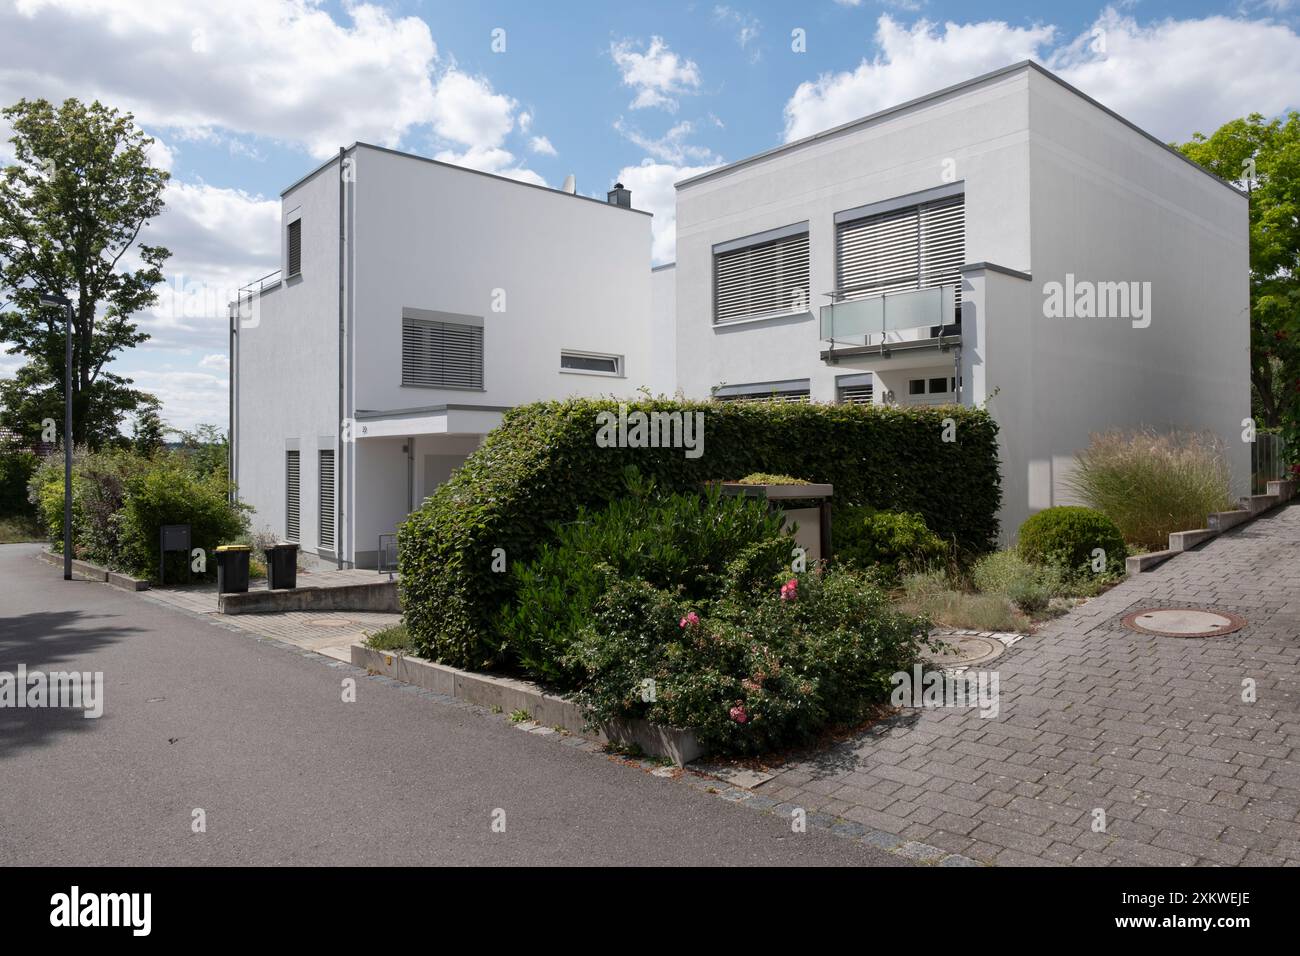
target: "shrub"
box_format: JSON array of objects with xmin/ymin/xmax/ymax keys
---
[
  {"xmin": 0, "ymin": 448, "xmax": 39, "ymax": 517},
  {"xmin": 970, "ymin": 550, "xmax": 1063, "ymax": 612},
  {"xmin": 117, "ymin": 458, "xmax": 248, "ymax": 581},
  {"xmin": 502, "ymin": 478, "xmax": 791, "ymax": 685},
  {"xmin": 1065, "ymin": 428, "xmax": 1234, "ymax": 551},
  {"xmin": 1018, "ymin": 506, "xmax": 1126, "ymax": 578},
  {"xmin": 835, "ymin": 507, "xmax": 949, "ymax": 582},
  {"xmin": 28, "ymin": 447, "xmax": 247, "ymax": 581},
  {"xmin": 399, "ymin": 398, "xmax": 1001, "ymax": 669},
  {"xmin": 568, "ymin": 565, "xmax": 929, "ymax": 755},
  {"xmin": 734, "ymin": 472, "xmax": 808, "ymax": 485}
]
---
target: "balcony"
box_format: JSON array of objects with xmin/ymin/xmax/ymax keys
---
[{"xmin": 820, "ymin": 284, "xmax": 960, "ymax": 359}]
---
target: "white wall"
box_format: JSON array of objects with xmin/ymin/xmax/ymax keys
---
[
  {"xmin": 235, "ymin": 158, "xmax": 342, "ymax": 557},
  {"xmin": 673, "ymin": 68, "xmax": 1032, "ymax": 405},
  {"xmin": 350, "ymin": 145, "xmax": 655, "ymax": 413},
  {"xmin": 650, "ymin": 263, "xmax": 677, "ymax": 394},
  {"xmin": 237, "ymin": 144, "xmax": 658, "ymax": 565},
  {"xmin": 1021, "ymin": 68, "xmax": 1251, "ymax": 532}
]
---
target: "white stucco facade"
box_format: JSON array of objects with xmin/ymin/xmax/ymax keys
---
[
  {"xmin": 235, "ymin": 62, "xmax": 1250, "ymax": 558},
  {"xmin": 669, "ymin": 62, "xmax": 1249, "ymax": 540},
  {"xmin": 234, "ymin": 144, "xmax": 655, "ymax": 567}
]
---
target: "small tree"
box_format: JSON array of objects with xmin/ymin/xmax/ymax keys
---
[
  {"xmin": 131, "ymin": 401, "xmax": 167, "ymax": 457},
  {"xmin": 1177, "ymin": 113, "xmax": 1300, "ymax": 461},
  {"xmin": 0, "ymin": 98, "xmax": 170, "ymax": 449}
]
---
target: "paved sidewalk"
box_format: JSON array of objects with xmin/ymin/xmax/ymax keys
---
[
  {"xmin": 752, "ymin": 502, "xmax": 1300, "ymax": 866},
  {"xmin": 143, "ymin": 572, "xmax": 398, "ymax": 660}
]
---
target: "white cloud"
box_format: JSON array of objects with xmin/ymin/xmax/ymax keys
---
[
  {"xmin": 1045, "ymin": 7, "xmax": 1300, "ymax": 140},
  {"xmin": 430, "ymin": 68, "xmax": 516, "ymax": 149},
  {"xmin": 130, "ymin": 180, "xmax": 279, "ymax": 358},
  {"xmin": 432, "ymin": 144, "xmax": 546, "ymax": 186},
  {"xmin": 529, "ymin": 135, "xmax": 557, "ymax": 156},
  {"xmin": 1, "ymin": 0, "xmax": 442, "ymax": 159},
  {"xmin": 610, "ymin": 36, "xmax": 702, "ymax": 112},
  {"xmin": 199, "ymin": 354, "xmax": 230, "ymax": 372},
  {"xmin": 714, "ymin": 6, "xmax": 762, "ymax": 61},
  {"xmin": 116, "ymin": 368, "xmax": 229, "ymax": 433},
  {"xmin": 615, "ymin": 159, "xmax": 721, "ymax": 265},
  {"xmin": 783, "ymin": 9, "xmax": 1300, "ymax": 143},
  {"xmin": 784, "ymin": 15, "xmax": 1054, "ymax": 141},
  {"xmin": 614, "ymin": 119, "xmax": 720, "ymax": 164}
]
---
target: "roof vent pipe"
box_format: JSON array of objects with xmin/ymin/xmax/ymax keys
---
[{"xmin": 561, "ymin": 174, "xmax": 576, "ymax": 194}]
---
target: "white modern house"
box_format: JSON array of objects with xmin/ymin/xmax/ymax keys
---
[
  {"xmin": 670, "ymin": 60, "xmax": 1249, "ymax": 538},
  {"xmin": 231, "ymin": 144, "xmax": 663, "ymax": 568},
  {"xmin": 233, "ymin": 61, "xmax": 1249, "ymax": 563}
]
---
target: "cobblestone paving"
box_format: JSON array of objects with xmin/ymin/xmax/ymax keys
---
[{"xmin": 753, "ymin": 503, "xmax": 1300, "ymax": 867}]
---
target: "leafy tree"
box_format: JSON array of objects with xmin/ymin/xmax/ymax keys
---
[
  {"xmin": 130, "ymin": 400, "xmax": 167, "ymax": 457},
  {"xmin": 1176, "ymin": 113, "xmax": 1300, "ymax": 462},
  {"xmin": 0, "ymin": 97, "xmax": 170, "ymax": 449},
  {"xmin": 175, "ymin": 423, "xmax": 229, "ymax": 482}
]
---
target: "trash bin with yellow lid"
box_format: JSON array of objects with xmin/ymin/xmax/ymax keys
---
[{"xmin": 214, "ymin": 544, "xmax": 251, "ymax": 594}]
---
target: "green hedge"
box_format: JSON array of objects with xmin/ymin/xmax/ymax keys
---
[{"xmin": 398, "ymin": 398, "xmax": 1001, "ymax": 669}]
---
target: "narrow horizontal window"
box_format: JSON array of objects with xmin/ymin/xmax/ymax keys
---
[{"xmin": 560, "ymin": 351, "xmax": 621, "ymax": 376}]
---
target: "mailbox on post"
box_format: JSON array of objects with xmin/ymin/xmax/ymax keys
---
[{"xmin": 159, "ymin": 524, "xmax": 192, "ymax": 585}]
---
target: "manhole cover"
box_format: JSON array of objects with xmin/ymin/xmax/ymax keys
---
[
  {"xmin": 923, "ymin": 635, "xmax": 1005, "ymax": 668},
  {"xmin": 1121, "ymin": 608, "xmax": 1247, "ymax": 638},
  {"xmin": 305, "ymin": 617, "xmax": 354, "ymax": 628}
]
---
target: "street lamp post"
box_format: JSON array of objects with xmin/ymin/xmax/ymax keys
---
[{"xmin": 39, "ymin": 292, "xmax": 73, "ymax": 581}]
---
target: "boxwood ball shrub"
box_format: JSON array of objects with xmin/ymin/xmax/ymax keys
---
[
  {"xmin": 397, "ymin": 398, "xmax": 1001, "ymax": 669},
  {"xmin": 1017, "ymin": 506, "xmax": 1126, "ymax": 578},
  {"xmin": 568, "ymin": 565, "xmax": 930, "ymax": 755}
]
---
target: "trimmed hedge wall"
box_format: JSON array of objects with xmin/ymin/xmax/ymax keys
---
[{"xmin": 397, "ymin": 398, "xmax": 1001, "ymax": 669}]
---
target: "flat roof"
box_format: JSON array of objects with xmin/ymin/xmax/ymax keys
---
[
  {"xmin": 281, "ymin": 142, "xmax": 653, "ymax": 216},
  {"xmin": 675, "ymin": 60, "xmax": 1242, "ymax": 197}
]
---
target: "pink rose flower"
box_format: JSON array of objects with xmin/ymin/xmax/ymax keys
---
[
  {"xmin": 729, "ymin": 703, "xmax": 749, "ymax": 724},
  {"xmin": 679, "ymin": 611, "xmax": 700, "ymax": 628},
  {"xmin": 780, "ymin": 578, "xmax": 798, "ymax": 601}
]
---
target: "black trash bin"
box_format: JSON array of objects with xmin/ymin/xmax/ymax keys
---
[
  {"xmin": 215, "ymin": 545, "xmax": 251, "ymax": 594},
  {"xmin": 266, "ymin": 542, "xmax": 298, "ymax": 590}
]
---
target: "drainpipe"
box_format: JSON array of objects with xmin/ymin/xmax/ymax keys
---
[
  {"xmin": 228, "ymin": 301, "xmax": 235, "ymax": 503},
  {"xmin": 337, "ymin": 146, "xmax": 346, "ymax": 569}
]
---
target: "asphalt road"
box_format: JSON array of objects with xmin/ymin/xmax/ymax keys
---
[{"xmin": 0, "ymin": 543, "xmax": 906, "ymax": 867}]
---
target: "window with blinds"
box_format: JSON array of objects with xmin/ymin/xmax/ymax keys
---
[
  {"xmin": 714, "ymin": 228, "xmax": 810, "ymax": 323},
  {"xmin": 402, "ymin": 317, "xmax": 484, "ymax": 389},
  {"xmin": 287, "ymin": 219, "xmax": 302, "ymax": 277},
  {"xmin": 837, "ymin": 383, "xmax": 874, "ymax": 406},
  {"xmin": 835, "ymin": 193, "xmax": 964, "ymax": 315},
  {"xmin": 714, "ymin": 388, "xmax": 811, "ymax": 404},
  {"xmin": 318, "ymin": 449, "xmax": 335, "ymax": 551},
  {"xmin": 285, "ymin": 450, "xmax": 300, "ymax": 542}
]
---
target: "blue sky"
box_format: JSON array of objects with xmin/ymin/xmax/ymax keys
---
[{"xmin": 1, "ymin": 0, "xmax": 1298, "ymax": 431}]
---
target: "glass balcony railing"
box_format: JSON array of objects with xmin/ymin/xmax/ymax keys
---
[{"xmin": 820, "ymin": 284, "xmax": 958, "ymax": 345}]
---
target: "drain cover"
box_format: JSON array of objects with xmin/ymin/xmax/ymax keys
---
[
  {"xmin": 305, "ymin": 617, "xmax": 354, "ymax": 628},
  {"xmin": 923, "ymin": 634, "xmax": 1005, "ymax": 668},
  {"xmin": 1121, "ymin": 608, "xmax": 1247, "ymax": 638}
]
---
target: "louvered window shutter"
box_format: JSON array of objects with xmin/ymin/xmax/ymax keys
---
[
  {"xmin": 836, "ymin": 193, "xmax": 964, "ymax": 316},
  {"xmin": 287, "ymin": 220, "xmax": 302, "ymax": 277},
  {"xmin": 836, "ymin": 206, "xmax": 919, "ymax": 301},
  {"xmin": 714, "ymin": 231, "xmax": 810, "ymax": 322},
  {"xmin": 318, "ymin": 449, "xmax": 335, "ymax": 550},
  {"xmin": 402, "ymin": 318, "xmax": 484, "ymax": 388},
  {"xmin": 285, "ymin": 451, "xmax": 300, "ymax": 542}
]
